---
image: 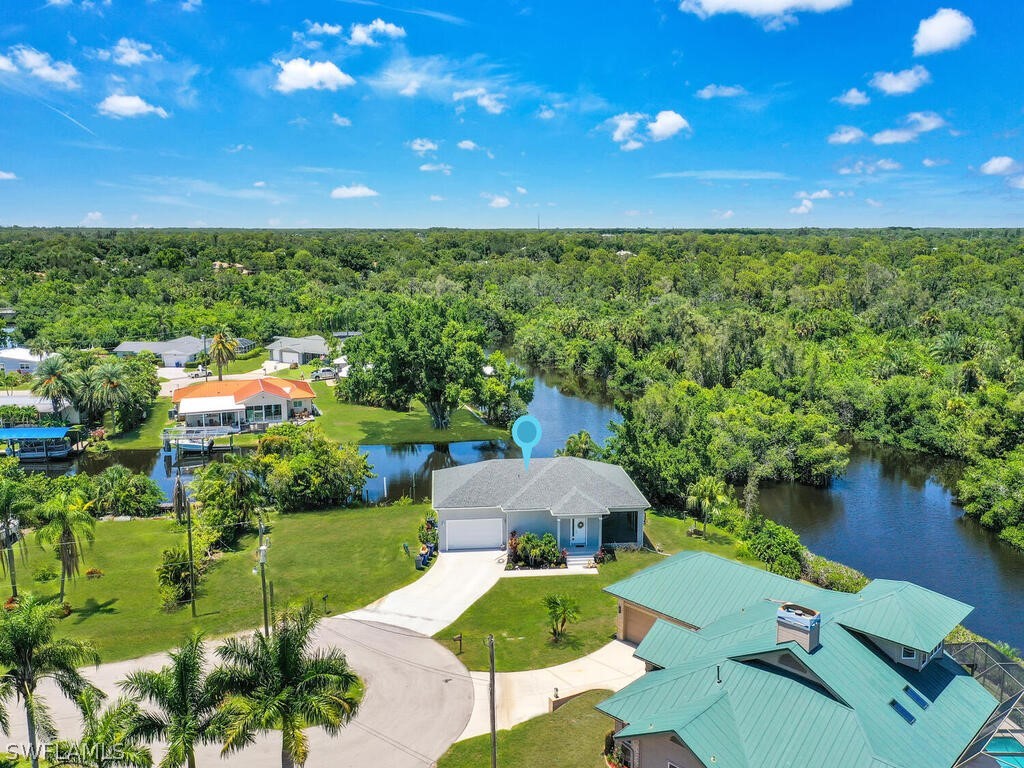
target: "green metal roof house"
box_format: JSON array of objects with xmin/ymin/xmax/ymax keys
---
[{"xmin": 599, "ymin": 552, "xmax": 1018, "ymax": 768}]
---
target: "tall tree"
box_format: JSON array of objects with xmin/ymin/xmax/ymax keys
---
[
  {"xmin": 208, "ymin": 332, "xmax": 239, "ymax": 382},
  {"xmin": 210, "ymin": 601, "xmax": 361, "ymax": 768},
  {"xmin": 79, "ymin": 361, "xmax": 134, "ymax": 426},
  {"xmin": 121, "ymin": 634, "xmax": 223, "ymax": 768},
  {"xmin": 50, "ymin": 687, "xmax": 153, "ymax": 768},
  {"xmin": 0, "ymin": 594, "xmax": 99, "ymax": 768},
  {"xmin": 35, "ymin": 490, "xmax": 96, "ymax": 603},
  {"xmin": 685, "ymin": 475, "xmax": 731, "ymax": 536},
  {"xmin": 30, "ymin": 354, "xmax": 78, "ymax": 416}
]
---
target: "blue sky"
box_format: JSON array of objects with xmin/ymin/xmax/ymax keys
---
[{"xmin": 1, "ymin": 0, "xmax": 1021, "ymax": 228}]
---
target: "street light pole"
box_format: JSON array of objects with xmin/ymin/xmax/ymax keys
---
[
  {"xmin": 2, "ymin": 517, "xmax": 19, "ymax": 598},
  {"xmin": 488, "ymin": 634, "xmax": 497, "ymax": 768}
]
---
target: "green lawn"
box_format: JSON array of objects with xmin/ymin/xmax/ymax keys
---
[
  {"xmin": 106, "ymin": 397, "xmax": 173, "ymax": 449},
  {"xmin": 15, "ymin": 503, "xmax": 428, "ymax": 661},
  {"xmin": 218, "ymin": 349, "xmax": 269, "ymax": 375},
  {"xmin": 435, "ymin": 514, "xmax": 761, "ymax": 672},
  {"xmin": 437, "ymin": 689, "xmax": 613, "ymax": 768}
]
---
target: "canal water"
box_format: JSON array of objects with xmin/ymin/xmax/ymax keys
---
[{"xmin": 41, "ymin": 369, "xmax": 1024, "ymax": 648}]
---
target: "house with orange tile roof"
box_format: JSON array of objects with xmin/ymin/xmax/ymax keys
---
[{"xmin": 171, "ymin": 377, "xmax": 317, "ymax": 430}]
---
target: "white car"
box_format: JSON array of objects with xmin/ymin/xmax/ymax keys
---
[
  {"xmin": 187, "ymin": 367, "xmax": 210, "ymax": 379},
  {"xmin": 310, "ymin": 367, "xmax": 337, "ymax": 381}
]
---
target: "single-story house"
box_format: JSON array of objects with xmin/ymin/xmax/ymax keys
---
[
  {"xmin": 266, "ymin": 335, "xmax": 330, "ymax": 365},
  {"xmin": 171, "ymin": 377, "xmax": 316, "ymax": 429},
  {"xmin": 599, "ymin": 552, "xmax": 1012, "ymax": 768},
  {"xmin": 331, "ymin": 330, "xmax": 362, "ymax": 344},
  {"xmin": 235, "ymin": 337, "xmax": 256, "ymax": 354},
  {"xmin": 0, "ymin": 347, "xmax": 48, "ymax": 375},
  {"xmin": 431, "ymin": 457, "xmax": 650, "ymax": 553},
  {"xmin": 0, "ymin": 393, "xmax": 80, "ymax": 423},
  {"xmin": 114, "ymin": 335, "xmax": 207, "ymax": 368}
]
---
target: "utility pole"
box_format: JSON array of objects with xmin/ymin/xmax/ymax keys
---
[
  {"xmin": 257, "ymin": 534, "xmax": 270, "ymax": 637},
  {"xmin": 186, "ymin": 500, "xmax": 197, "ymax": 618},
  {"xmin": 488, "ymin": 633, "xmax": 497, "ymax": 768},
  {"xmin": 2, "ymin": 517, "xmax": 19, "ymax": 598}
]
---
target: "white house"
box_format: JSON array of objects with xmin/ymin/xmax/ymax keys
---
[
  {"xmin": 171, "ymin": 377, "xmax": 316, "ymax": 429},
  {"xmin": 0, "ymin": 347, "xmax": 49, "ymax": 375},
  {"xmin": 432, "ymin": 457, "xmax": 650, "ymax": 553},
  {"xmin": 0, "ymin": 393, "xmax": 80, "ymax": 423},
  {"xmin": 266, "ymin": 335, "xmax": 330, "ymax": 365},
  {"xmin": 114, "ymin": 336, "xmax": 207, "ymax": 368}
]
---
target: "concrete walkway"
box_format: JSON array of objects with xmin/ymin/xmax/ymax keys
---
[
  {"xmin": 459, "ymin": 640, "xmax": 646, "ymax": 741},
  {"xmin": 347, "ymin": 549, "xmax": 507, "ymax": 635}
]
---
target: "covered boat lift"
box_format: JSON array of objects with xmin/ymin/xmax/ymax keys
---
[{"xmin": 0, "ymin": 426, "xmax": 84, "ymax": 461}]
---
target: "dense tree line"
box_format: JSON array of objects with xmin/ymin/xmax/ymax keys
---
[{"xmin": 3, "ymin": 227, "xmax": 1024, "ymax": 546}]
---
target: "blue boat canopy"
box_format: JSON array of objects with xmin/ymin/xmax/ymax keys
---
[{"xmin": 0, "ymin": 426, "xmax": 72, "ymax": 440}]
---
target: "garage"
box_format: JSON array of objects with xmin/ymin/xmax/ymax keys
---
[{"xmin": 444, "ymin": 518, "xmax": 504, "ymax": 551}]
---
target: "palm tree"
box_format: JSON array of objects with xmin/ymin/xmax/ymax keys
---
[
  {"xmin": 0, "ymin": 479, "xmax": 30, "ymax": 598},
  {"xmin": 82, "ymin": 361, "xmax": 134, "ymax": 425},
  {"xmin": 208, "ymin": 332, "xmax": 239, "ymax": 381},
  {"xmin": 0, "ymin": 594, "xmax": 99, "ymax": 768},
  {"xmin": 210, "ymin": 601, "xmax": 361, "ymax": 768},
  {"xmin": 35, "ymin": 490, "xmax": 96, "ymax": 603},
  {"xmin": 542, "ymin": 593, "xmax": 580, "ymax": 641},
  {"xmin": 121, "ymin": 634, "xmax": 223, "ymax": 768},
  {"xmin": 685, "ymin": 475, "xmax": 731, "ymax": 537},
  {"xmin": 30, "ymin": 354, "xmax": 77, "ymax": 416},
  {"xmin": 50, "ymin": 687, "xmax": 153, "ymax": 768}
]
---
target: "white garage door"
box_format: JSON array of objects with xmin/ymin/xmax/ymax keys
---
[{"xmin": 445, "ymin": 518, "xmax": 504, "ymax": 551}]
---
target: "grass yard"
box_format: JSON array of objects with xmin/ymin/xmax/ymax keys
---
[
  {"xmin": 107, "ymin": 396, "xmax": 173, "ymax": 449},
  {"xmin": 437, "ymin": 689, "xmax": 613, "ymax": 768},
  {"xmin": 217, "ymin": 349, "xmax": 269, "ymax": 375},
  {"xmin": 435, "ymin": 514, "xmax": 762, "ymax": 672},
  {"xmin": 16, "ymin": 503, "xmax": 428, "ymax": 661}
]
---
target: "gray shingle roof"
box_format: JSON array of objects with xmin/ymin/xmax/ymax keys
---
[
  {"xmin": 114, "ymin": 336, "xmax": 205, "ymax": 356},
  {"xmin": 266, "ymin": 335, "xmax": 329, "ymax": 355},
  {"xmin": 432, "ymin": 457, "xmax": 650, "ymax": 516}
]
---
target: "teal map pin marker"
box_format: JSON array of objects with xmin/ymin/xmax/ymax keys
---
[{"xmin": 511, "ymin": 414, "xmax": 542, "ymax": 471}]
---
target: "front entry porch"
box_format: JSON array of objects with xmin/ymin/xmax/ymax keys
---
[{"xmin": 557, "ymin": 514, "xmax": 602, "ymax": 555}]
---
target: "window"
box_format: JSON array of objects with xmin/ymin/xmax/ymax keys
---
[
  {"xmin": 245, "ymin": 403, "xmax": 283, "ymax": 423},
  {"xmin": 890, "ymin": 699, "xmax": 916, "ymax": 725},
  {"xmin": 904, "ymin": 685, "xmax": 930, "ymax": 709},
  {"xmin": 901, "ymin": 646, "xmax": 917, "ymax": 661},
  {"xmin": 618, "ymin": 742, "xmax": 634, "ymax": 768}
]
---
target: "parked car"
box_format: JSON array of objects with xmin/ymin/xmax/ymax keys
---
[
  {"xmin": 187, "ymin": 366, "xmax": 210, "ymax": 379},
  {"xmin": 310, "ymin": 367, "xmax": 337, "ymax": 381}
]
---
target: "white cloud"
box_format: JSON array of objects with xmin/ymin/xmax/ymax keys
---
[
  {"xmin": 330, "ymin": 184, "xmax": 379, "ymax": 199},
  {"xmin": 97, "ymin": 93, "xmax": 169, "ymax": 119},
  {"xmin": 10, "ymin": 45, "xmax": 80, "ymax": 89},
  {"xmin": 609, "ymin": 112, "xmax": 643, "ymax": 144},
  {"xmin": 429, "ymin": 194, "xmax": 445, "ymax": 202},
  {"xmin": 870, "ymin": 65, "xmax": 931, "ymax": 96},
  {"xmin": 419, "ymin": 163, "xmax": 452, "ymax": 175},
  {"xmin": 828, "ymin": 125, "xmax": 866, "ymax": 145},
  {"xmin": 872, "ymin": 111, "xmax": 946, "ymax": 144},
  {"xmin": 866, "ymin": 198, "xmax": 884, "ymax": 208},
  {"xmin": 306, "ymin": 21, "xmax": 343, "ymax": 36},
  {"xmin": 181, "ymin": 0, "xmax": 201, "ymax": 10},
  {"xmin": 696, "ymin": 83, "xmax": 747, "ymax": 99},
  {"xmin": 453, "ymin": 87, "xmax": 506, "ymax": 114},
  {"xmin": 834, "ymin": 87, "xmax": 869, "ymax": 107},
  {"xmin": 273, "ymin": 58, "xmax": 355, "ymax": 93},
  {"xmin": 482, "ymin": 193, "xmax": 511, "ymax": 209},
  {"xmin": 980, "ymin": 156, "xmax": 1018, "ymax": 176},
  {"xmin": 457, "ymin": 139, "xmax": 479, "ymax": 151},
  {"xmin": 838, "ymin": 158, "xmax": 902, "ymax": 175},
  {"xmin": 410, "ymin": 137, "xmax": 439, "ymax": 155},
  {"xmin": 253, "ymin": 181, "xmax": 266, "ymax": 188},
  {"xmin": 0, "ymin": 171, "xmax": 17, "ymax": 180},
  {"xmin": 0, "ymin": 55, "xmax": 15, "ymax": 73},
  {"xmin": 1009, "ymin": 177, "xmax": 1024, "ymax": 190},
  {"xmin": 715, "ymin": 209, "xmax": 735, "ymax": 220},
  {"xmin": 349, "ymin": 18, "xmax": 406, "ymax": 46},
  {"xmin": 80, "ymin": 211, "xmax": 103, "ymax": 225},
  {"xmin": 922, "ymin": 157, "xmax": 949, "ymax": 167},
  {"xmin": 679, "ymin": 0, "xmax": 850, "ymax": 30},
  {"xmin": 226, "ymin": 143, "xmax": 252, "ymax": 153},
  {"xmin": 516, "ymin": 186, "xmax": 528, "ymax": 195},
  {"xmin": 790, "ymin": 198, "xmax": 813, "ymax": 215},
  {"xmin": 537, "ymin": 105, "xmax": 557, "ymax": 119},
  {"xmin": 647, "ymin": 110, "xmax": 691, "ymax": 141},
  {"xmin": 914, "ymin": 8, "xmax": 975, "ymax": 56},
  {"xmin": 104, "ymin": 38, "xmax": 161, "ymax": 67},
  {"xmin": 795, "ymin": 189, "xmax": 833, "ymax": 199},
  {"xmin": 332, "ymin": 113, "xmax": 352, "ymax": 127}
]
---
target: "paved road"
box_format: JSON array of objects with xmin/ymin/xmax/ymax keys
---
[{"xmin": 157, "ymin": 361, "xmax": 291, "ymax": 398}]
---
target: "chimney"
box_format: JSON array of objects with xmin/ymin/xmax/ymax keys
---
[{"xmin": 776, "ymin": 603, "xmax": 821, "ymax": 653}]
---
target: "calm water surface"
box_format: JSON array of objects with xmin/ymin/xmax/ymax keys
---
[{"xmin": 39, "ymin": 370, "xmax": 1024, "ymax": 648}]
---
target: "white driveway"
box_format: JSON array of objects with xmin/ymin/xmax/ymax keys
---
[
  {"xmin": 346, "ymin": 550, "xmax": 507, "ymax": 636},
  {"xmin": 158, "ymin": 361, "xmax": 291, "ymax": 398}
]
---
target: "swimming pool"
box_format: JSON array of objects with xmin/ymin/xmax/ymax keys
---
[{"xmin": 987, "ymin": 737, "xmax": 1024, "ymax": 767}]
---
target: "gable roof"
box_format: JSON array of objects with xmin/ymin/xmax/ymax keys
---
[
  {"xmin": 266, "ymin": 335, "xmax": 329, "ymax": 355},
  {"xmin": 114, "ymin": 336, "xmax": 206, "ymax": 356},
  {"xmin": 601, "ymin": 553, "xmax": 999, "ymax": 768},
  {"xmin": 432, "ymin": 458, "xmax": 649, "ymax": 516},
  {"xmin": 172, "ymin": 377, "xmax": 315, "ymax": 404}
]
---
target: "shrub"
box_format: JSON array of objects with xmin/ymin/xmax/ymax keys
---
[
  {"xmin": 157, "ymin": 546, "xmax": 201, "ymax": 611},
  {"xmin": 772, "ymin": 554, "xmax": 802, "ymax": 580},
  {"xmin": 93, "ymin": 465, "xmax": 163, "ymax": 518},
  {"xmin": 748, "ymin": 519, "xmax": 804, "ymax": 570},
  {"xmin": 543, "ymin": 593, "xmax": 580, "ymax": 640},
  {"xmin": 518, "ymin": 532, "xmax": 561, "ymax": 568},
  {"xmin": 418, "ymin": 510, "xmax": 439, "ymax": 547},
  {"xmin": 33, "ymin": 563, "xmax": 58, "ymax": 583},
  {"xmin": 85, "ymin": 568, "xmax": 104, "ymax": 579},
  {"xmin": 999, "ymin": 525, "xmax": 1024, "ymax": 552},
  {"xmin": 802, "ymin": 553, "xmax": 869, "ymax": 593}
]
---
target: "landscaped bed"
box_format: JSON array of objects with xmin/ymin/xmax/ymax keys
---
[
  {"xmin": 437, "ymin": 689, "xmax": 613, "ymax": 768},
  {"xmin": 434, "ymin": 514, "xmax": 762, "ymax": 672},
  {"xmin": 16, "ymin": 503, "xmax": 429, "ymax": 661}
]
